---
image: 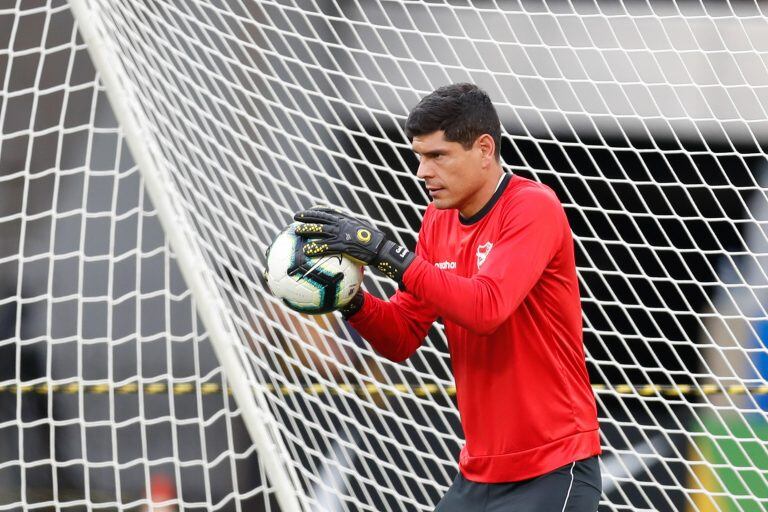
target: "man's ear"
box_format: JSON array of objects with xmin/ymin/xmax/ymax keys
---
[{"xmin": 476, "ymin": 134, "xmax": 496, "ymax": 163}]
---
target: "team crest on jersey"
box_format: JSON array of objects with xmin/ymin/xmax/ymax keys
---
[{"xmin": 476, "ymin": 242, "xmax": 493, "ymax": 268}]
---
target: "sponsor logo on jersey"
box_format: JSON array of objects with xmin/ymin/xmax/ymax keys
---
[
  {"xmin": 476, "ymin": 242, "xmax": 493, "ymax": 268},
  {"xmin": 435, "ymin": 261, "xmax": 457, "ymax": 270}
]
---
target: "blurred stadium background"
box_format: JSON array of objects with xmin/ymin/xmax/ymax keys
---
[{"xmin": 1, "ymin": 0, "xmax": 768, "ymax": 511}]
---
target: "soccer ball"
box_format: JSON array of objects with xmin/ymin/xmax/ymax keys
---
[{"xmin": 265, "ymin": 223, "xmax": 364, "ymax": 314}]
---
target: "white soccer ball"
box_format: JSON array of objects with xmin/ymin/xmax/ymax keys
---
[{"xmin": 265, "ymin": 223, "xmax": 364, "ymax": 314}]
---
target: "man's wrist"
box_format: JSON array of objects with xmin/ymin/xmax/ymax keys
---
[{"xmin": 339, "ymin": 290, "xmax": 365, "ymax": 319}]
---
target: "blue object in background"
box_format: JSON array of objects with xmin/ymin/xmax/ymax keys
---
[{"xmin": 751, "ymin": 320, "xmax": 768, "ymax": 411}]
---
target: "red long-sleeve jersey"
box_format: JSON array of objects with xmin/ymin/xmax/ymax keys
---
[{"xmin": 348, "ymin": 173, "xmax": 601, "ymax": 483}]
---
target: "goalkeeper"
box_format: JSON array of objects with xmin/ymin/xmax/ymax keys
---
[{"xmin": 294, "ymin": 83, "xmax": 602, "ymax": 511}]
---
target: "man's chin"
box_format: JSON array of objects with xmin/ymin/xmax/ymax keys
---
[{"xmin": 430, "ymin": 197, "xmax": 453, "ymax": 210}]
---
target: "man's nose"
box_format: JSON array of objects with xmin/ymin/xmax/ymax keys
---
[{"xmin": 416, "ymin": 160, "xmax": 432, "ymax": 180}]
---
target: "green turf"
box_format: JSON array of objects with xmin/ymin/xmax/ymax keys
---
[{"xmin": 690, "ymin": 411, "xmax": 768, "ymax": 511}]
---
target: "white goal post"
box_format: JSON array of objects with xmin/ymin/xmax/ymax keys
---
[
  {"xmin": 1, "ymin": 1, "xmax": 767, "ymax": 511},
  {"xmin": 67, "ymin": 0, "xmax": 304, "ymax": 510}
]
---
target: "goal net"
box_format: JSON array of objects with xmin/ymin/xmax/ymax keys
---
[{"xmin": 2, "ymin": 1, "xmax": 767, "ymax": 511}]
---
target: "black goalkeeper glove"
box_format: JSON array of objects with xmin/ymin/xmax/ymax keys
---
[
  {"xmin": 338, "ymin": 290, "xmax": 365, "ymax": 319},
  {"xmin": 293, "ymin": 207, "xmax": 415, "ymax": 282}
]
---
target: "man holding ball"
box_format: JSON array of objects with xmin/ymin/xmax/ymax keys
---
[{"xmin": 291, "ymin": 83, "xmax": 602, "ymax": 511}]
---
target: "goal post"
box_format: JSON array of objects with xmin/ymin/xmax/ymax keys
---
[
  {"xmin": 67, "ymin": 1, "xmax": 305, "ymax": 510},
  {"xmin": 2, "ymin": 1, "xmax": 768, "ymax": 511}
]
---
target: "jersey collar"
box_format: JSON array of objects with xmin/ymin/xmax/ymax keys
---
[{"xmin": 459, "ymin": 172, "xmax": 512, "ymax": 226}]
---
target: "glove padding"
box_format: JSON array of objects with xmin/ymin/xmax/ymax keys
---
[
  {"xmin": 294, "ymin": 207, "xmax": 415, "ymax": 282},
  {"xmin": 294, "ymin": 208, "xmax": 384, "ymax": 264}
]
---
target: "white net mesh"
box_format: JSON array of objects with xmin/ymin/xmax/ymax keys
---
[
  {"xmin": 0, "ymin": 2, "xmax": 273, "ymax": 510},
  {"xmin": 3, "ymin": 0, "xmax": 768, "ymax": 511}
]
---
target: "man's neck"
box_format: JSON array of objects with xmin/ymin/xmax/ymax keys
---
[{"xmin": 459, "ymin": 167, "xmax": 505, "ymax": 219}]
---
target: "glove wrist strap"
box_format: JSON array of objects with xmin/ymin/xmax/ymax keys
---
[
  {"xmin": 339, "ymin": 291, "xmax": 365, "ymax": 319},
  {"xmin": 373, "ymin": 241, "xmax": 416, "ymax": 283}
]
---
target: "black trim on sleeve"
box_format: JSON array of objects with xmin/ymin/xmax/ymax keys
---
[{"xmin": 459, "ymin": 173, "xmax": 512, "ymax": 226}]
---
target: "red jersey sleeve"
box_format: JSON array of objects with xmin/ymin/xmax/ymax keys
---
[
  {"xmin": 347, "ymin": 219, "xmax": 438, "ymax": 362},
  {"xmin": 402, "ymin": 187, "xmax": 566, "ymax": 336}
]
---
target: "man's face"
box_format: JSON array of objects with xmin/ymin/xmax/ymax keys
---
[{"xmin": 412, "ymin": 130, "xmax": 490, "ymax": 216}]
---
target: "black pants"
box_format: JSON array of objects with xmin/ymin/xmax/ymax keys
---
[{"xmin": 434, "ymin": 456, "xmax": 601, "ymax": 512}]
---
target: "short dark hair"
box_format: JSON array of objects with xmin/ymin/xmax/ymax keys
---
[{"xmin": 405, "ymin": 83, "xmax": 501, "ymax": 159}]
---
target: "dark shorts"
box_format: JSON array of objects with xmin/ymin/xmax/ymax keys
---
[{"xmin": 434, "ymin": 456, "xmax": 601, "ymax": 512}]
